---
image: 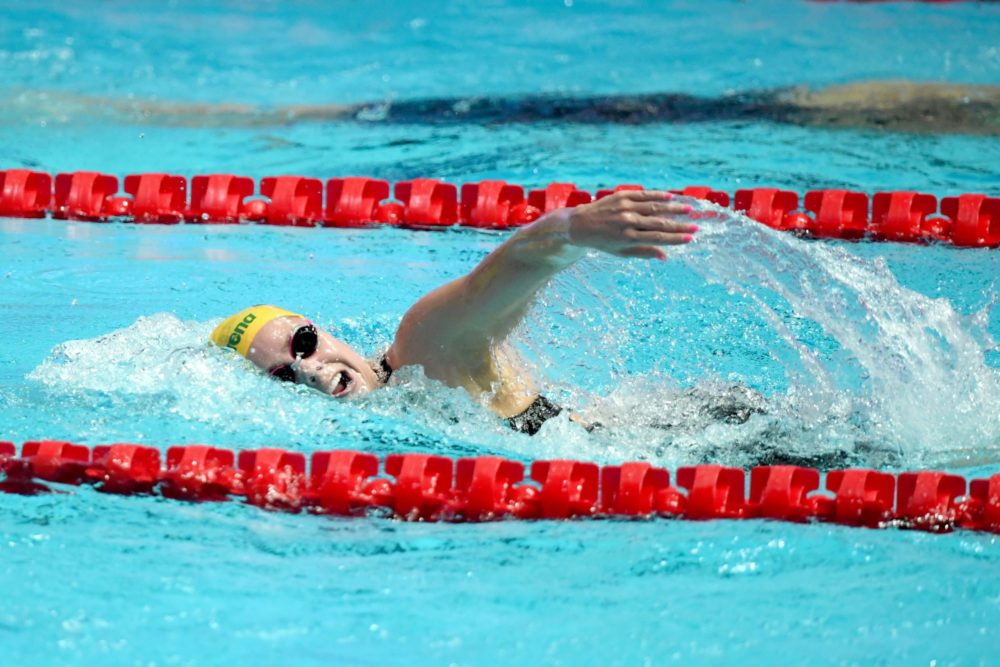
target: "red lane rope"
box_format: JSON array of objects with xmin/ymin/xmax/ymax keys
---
[
  {"xmin": 1, "ymin": 440, "xmax": 998, "ymax": 534},
  {"xmin": 0, "ymin": 170, "xmax": 997, "ymax": 247}
]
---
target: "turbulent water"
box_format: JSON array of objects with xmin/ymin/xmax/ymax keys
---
[
  {"xmin": 27, "ymin": 203, "xmax": 1000, "ymax": 471},
  {"xmin": 527, "ymin": 201, "xmax": 1000, "ymax": 469}
]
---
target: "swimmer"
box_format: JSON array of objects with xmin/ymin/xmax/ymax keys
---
[
  {"xmin": 210, "ymin": 190, "xmax": 698, "ymax": 434},
  {"xmin": 10, "ymin": 80, "xmax": 999, "ymax": 134}
]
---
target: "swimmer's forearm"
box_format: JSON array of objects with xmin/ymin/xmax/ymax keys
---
[
  {"xmin": 393, "ymin": 191, "xmax": 695, "ymax": 363},
  {"xmin": 460, "ymin": 209, "xmax": 587, "ymax": 318},
  {"xmin": 435, "ymin": 210, "xmax": 583, "ymax": 328},
  {"xmin": 391, "ymin": 209, "xmax": 583, "ymax": 363},
  {"xmin": 476, "ymin": 208, "xmax": 585, "ymax": 279},
  {"xmin": 460, "ymin": 190, "xmax": 696, "ymax": 321}
]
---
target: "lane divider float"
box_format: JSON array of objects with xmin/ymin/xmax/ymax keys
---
[
  {"xmin": 1, "ymin": 440, "xmax": 998, "ymax": 534},
  {"xmin": 0, "ymin": 169, "xmax": 997, "ymax": 247}
]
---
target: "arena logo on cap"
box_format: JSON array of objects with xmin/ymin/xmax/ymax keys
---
[{"xmin": 227, "ymin": 313, "xmax": 257, "ymax": 349}]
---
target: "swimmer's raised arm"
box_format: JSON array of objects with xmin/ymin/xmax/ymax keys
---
[{"xmin": 388, "ymin": 190, "xmax": 696, "ymax": 413}]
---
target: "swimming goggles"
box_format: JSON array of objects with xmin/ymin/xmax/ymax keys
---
[{"xmin": 270, "ymin": 323, "xmax": 319, "ymax": 382}]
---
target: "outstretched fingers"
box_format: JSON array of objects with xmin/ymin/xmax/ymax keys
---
[
  {"xmin": 631, "ymin": 213, "xmax": 699, "ymax": 235},
  {"xmin": 568, "ymin": 189, "xmax": 699, "ymax": 260},
  {"xmin": 627, "ymin": 200, "xmax": 692, "ymax": 217},
  {"xmin": 626, "ymin": 229, "xmax": 694, "ymax": 246}
]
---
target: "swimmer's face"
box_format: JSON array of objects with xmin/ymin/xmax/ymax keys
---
[{"xmin": 245, "ymin": 316, "xmax": 381, "ymax": 397}]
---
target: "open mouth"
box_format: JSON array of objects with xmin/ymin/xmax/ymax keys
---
[{"xmin": 329, "ymin": 370, "xmax": 353, "ymax": 397}]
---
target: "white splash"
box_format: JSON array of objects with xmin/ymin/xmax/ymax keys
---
[{"xmin": 520, "ymin": 200, "xmax": 1000, "ymax": 468}]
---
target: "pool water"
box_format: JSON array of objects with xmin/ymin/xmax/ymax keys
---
[{"xmin": 2, "ymin": 1, "xmax": 1000, "ymax": 665}]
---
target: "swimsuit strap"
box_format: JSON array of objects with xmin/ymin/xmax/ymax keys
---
[
  {"xmin": 375, "ymin": 354, "xmax": 393, "ymax": 385},
  {"xmin": 374, "ymin": 355, "xmax": 562, "ymax": 436},
  {"xmin": 507, "ymin": 395, "xmax": 563, "ymax": 436}
]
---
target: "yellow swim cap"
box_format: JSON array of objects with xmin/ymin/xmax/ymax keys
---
[{"xmin": 209, "ymin": 304, "xmax": 303, "ymax": 357}]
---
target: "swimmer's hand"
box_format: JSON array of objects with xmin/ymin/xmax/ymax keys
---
[{"xmin": 567, "ymin": 190, "xmax": 697, "ymax": 260}]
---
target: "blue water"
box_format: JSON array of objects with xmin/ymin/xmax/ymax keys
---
[{"xmin": 2, "ymin": 1, "xmax": 1000, "ymax": 665}]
